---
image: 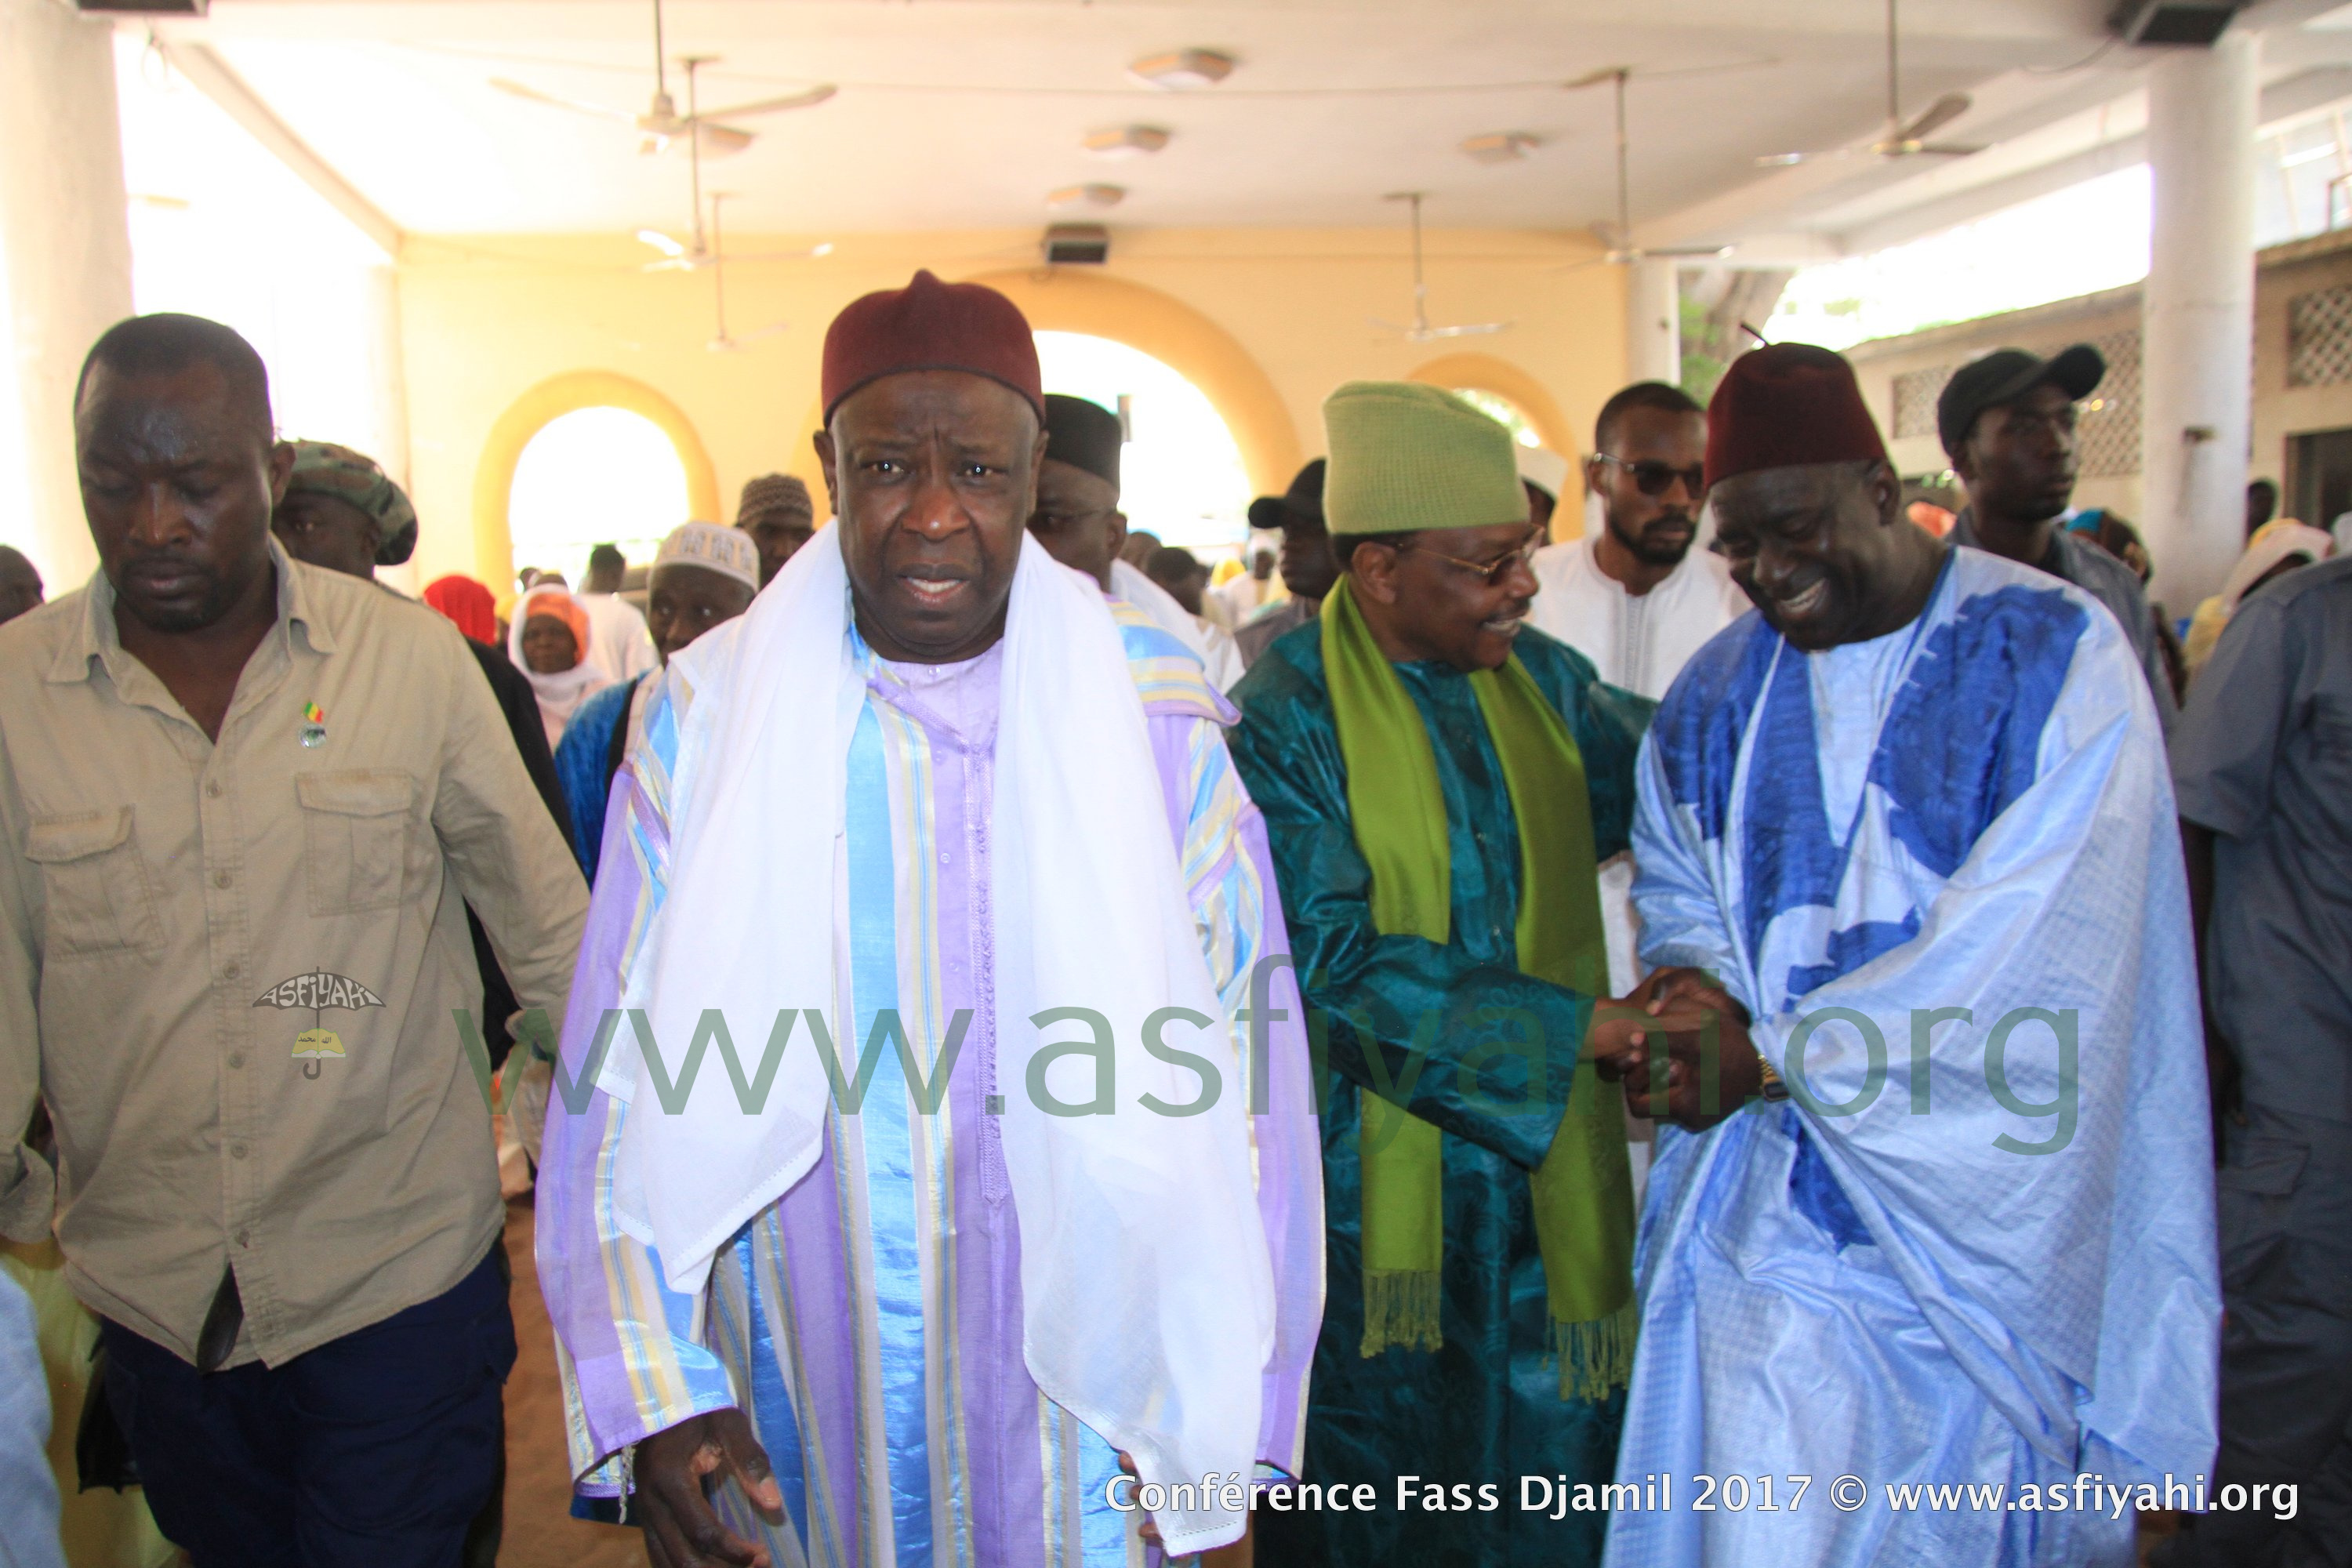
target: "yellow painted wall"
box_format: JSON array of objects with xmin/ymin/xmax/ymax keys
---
[{"xmin": 394, "ymin": 227, "xmax": 1624, "ymax": 588}]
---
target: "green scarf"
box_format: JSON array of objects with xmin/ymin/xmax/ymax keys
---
[{"xmin": 1323, "ymin": 577, "xmax": 1637, "ymax": 1401}]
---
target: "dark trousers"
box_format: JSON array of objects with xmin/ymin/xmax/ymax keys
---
[
  {"xmin": 2159, "ymin": 1105, "xmax": 2352, "ymax": 1568},
  {"xmin": 101, "ymin": 1247, "xmax": 516, "ymax": 1568}
]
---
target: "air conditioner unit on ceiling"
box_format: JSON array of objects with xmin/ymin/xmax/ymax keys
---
[
  {"xmin": 1043, "ymin": 224, "xmax": 1110, "ymax": 266},
  {"xmin": 78, "ymin": 1, "xmax": 209, "ymax": 13},
  {"xmin": 2110, "ymin": 0, "xmax": 2240, "ymax": 45}
]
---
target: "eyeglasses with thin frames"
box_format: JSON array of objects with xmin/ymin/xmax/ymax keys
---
[
  {"xmin": 1595, "ymin": 452, "xmax": 1708, "ymax": 499},
  {"xmin": 1397, "ymin": 525, "xmax": 1545, "ymax": 586}
]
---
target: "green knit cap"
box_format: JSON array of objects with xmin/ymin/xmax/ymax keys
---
[{"xmin": 1322, "ymin": 380, "xmax": 1530, "ymax": 536}]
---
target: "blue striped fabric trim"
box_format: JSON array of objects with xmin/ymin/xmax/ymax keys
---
[
  {"xmin": 1108, "ymin": 599, "xmax": 1235, "ymax": 725},
  {"xmin": 847, "ymin": 704, "xmax": 935, "ymax": 1568},
  {"xmin": 708, "ymin": 1227, "xmax": 812, "ymax": 1561},
  {"xmin": 1073, "ymin": 1421, "xmax": 1128, "ymax": 1563}
]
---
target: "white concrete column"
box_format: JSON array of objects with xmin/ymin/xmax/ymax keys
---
[
  {"xmin": 365, "ymin": 266, "xmax": 422, "ymax": 593},
  {"xmin": 1625, "ymin": 260, "xmax": 1682, "ymax": 387},
  {"xmin": 365, "ymin": 266, "xmax": 411, "ymax": 487},
  {"xmin": 2141, "ymin": 32, "xmax": 2257, "ymax": 610},
  {"xmin": 0, "ymin": 0, "xmax": 133, "ymax": 588}
]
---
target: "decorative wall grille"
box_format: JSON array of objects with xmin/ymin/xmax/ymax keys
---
[
  {"xmin": 1892, "ymin": 365, "xmax": 1953, "ymax": 439},
  {"xmin": 2075, "ymin": 329, "xmax": 2142, "ymax": 479},
  {"xmin": 2289, "ymin": 282, "xmax": 2352, "ymax": 387}
]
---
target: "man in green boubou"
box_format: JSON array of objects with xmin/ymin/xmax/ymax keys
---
[{"xmin": 1229, "ymin": 382, "xmax": 1652, "ymax": 1567}]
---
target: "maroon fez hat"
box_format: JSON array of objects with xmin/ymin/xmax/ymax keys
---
[
  {"xmin": 1704, "ymin": 343, "xmax": 1889, "ymax": 490},
  {"xmin": 822, "ymin": 270, "xmax": 1045, "ymax": 423}
]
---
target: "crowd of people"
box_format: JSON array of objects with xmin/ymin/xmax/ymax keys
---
[{"xmin": 0, "ymin": 270, "xmax": 2339, "ymax": 1568}]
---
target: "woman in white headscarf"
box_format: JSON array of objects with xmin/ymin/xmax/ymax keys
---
[
  {"xmin": 2185, "ymin": 517, "xmax": 2336, "ymax": 674},
  {"xmin": 508, "ymin": 583, "xmax": 611, "ymax": 747}
]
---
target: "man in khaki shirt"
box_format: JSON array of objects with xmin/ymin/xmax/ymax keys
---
[{"xmin": 0, "ymin": 313, "xmax": 587, "ymax": 1566}]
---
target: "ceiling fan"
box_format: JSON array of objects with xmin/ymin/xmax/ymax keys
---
[
  {"xmin": 695, "ymin": 194, "xmax": 793, "ymax": 353},
  {"xmin": 490, "ymin": 0, "xmax": 834, "ymax": 158},
  {"xmin": 1755, "ymin": 0, "xmax": 1984, "ymax": 167},
  {"xmin": 1565, "ymin": 67, "xmax": 1734, "ymax": 270},
  {"xmin": 1371, "ymin": 193, "xmax": 1511, "ymax": 343},
  {"xmin": 633, "ymin": 58, "xmax": 833, "ymax": 274},
  {"xmin": 622, "ymin": 64, "xmax": 822, "ymax": 351}
]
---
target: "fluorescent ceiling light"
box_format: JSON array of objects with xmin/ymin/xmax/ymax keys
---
[
  {"xmin": 1047, "ymin": 183, "xmax": 1127, "ymax": 210},
  {"xmin": 1129, "ymin": 49, "xmax": 1236, "ymax": 90},
  {"xmin": 1084, "ymin": 125, "xmax": 1173, "ymax": 158},
  {"xmin": 1460, "ymin": 132, "xmax": 1539, "ymax": 165}
]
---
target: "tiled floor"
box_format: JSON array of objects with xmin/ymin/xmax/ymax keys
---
[{"xmin": 495, "ymin": 1197, "xmax": 646, "ymax": 1568}]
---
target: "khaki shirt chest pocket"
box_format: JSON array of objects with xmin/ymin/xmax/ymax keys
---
[
  {"xmin": 24, "ymin": 807, "xmax": 162, "ymax": 958},
  {"xmin": 296, "ymin": 771, "xmax": 419, "ymax": 916}
]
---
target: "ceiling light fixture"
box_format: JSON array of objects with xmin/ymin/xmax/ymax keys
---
[
  {"xmin": 1084, "ymin": 125, "xmax": 1173, "ymax": 158},
  {"xmin": 1129, "ymin": 49, "xmax": 1236, "ymax": 89},
  {"xmin": 1048, "ymin": 183, "xmax": 1127, "ymax": 210},
  {"xmin": 1460, "ymin": 132, "xmax": 1539, "ymax": 165}
]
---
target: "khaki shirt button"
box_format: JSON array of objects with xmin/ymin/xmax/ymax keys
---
[
  {"xmin": 227, "ymin": 1052, "xmax": 244, "ymax": 1069},
  {"xmin": 206, "ymin": 782, "xmax": 223, "ymax": 799},
  {"xmin": 213, "ymin": 869, "xmax": 232, "ymax": 889},
  {"xmin": 236, "ymin": 1231, "xmax": 250, "ymax": 1248},
  {"xmin": 223, "ymin": 962, "xmax": 240, "ymax": 981},
  {"xmin": 230, "ymin": 1142, "xmax": 249, "ymax": 1160}
]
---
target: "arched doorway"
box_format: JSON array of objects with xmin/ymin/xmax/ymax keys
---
[
  {"xmin": 470, "ymin": 370, "xmax": 719, "ymax": 593},
  {"xmin": 1035, "ymin": 331, "xmax": 1253, "ymax": 554},
  {"xmin": 1405, "ymin": 352, "xmax": 1574, "ymax": 456},
  {"xmin": 507, "ymin": 408, "xmax": 691, "ymax": 588},
  {"xmin": 1448, "ymin": 388, "xmax": 1546, "ymax": 452},
  {"xmin": 964, "ymin": 268, "xmax": 1300, "ymax": 497},
  {"xmin": 777, "ymin": 270, "xmax": 1301, "ymax": 514}
]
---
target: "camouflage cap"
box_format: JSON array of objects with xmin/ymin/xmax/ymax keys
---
[{"xmin": 283, "ymin": 440, "xmax": 419, "ymax": 565}]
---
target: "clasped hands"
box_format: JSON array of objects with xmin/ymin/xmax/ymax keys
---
[{"xmin": 1591, "ymin": 966, "xmax": 1765, "ymax": 1131}]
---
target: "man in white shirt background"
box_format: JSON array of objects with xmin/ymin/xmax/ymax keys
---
[
  {"xmin": 1526, "ymin": 382, "xmax": 1749, "ymax": 1195},
  {"xmin": 1526, "ymin": 381, "xmax": 1748, "ymax": 702},
  {"xmin": 1209, "ymin": 533, "xmax": 1280, "ymax": 630},
  {"xmin": 575, "ymin": 542, "xmax": 659, "ymax": 686}
]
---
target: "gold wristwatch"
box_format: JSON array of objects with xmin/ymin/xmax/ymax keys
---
[{"xmin": 1756, "ymin": 1053, "xmax": 1790, "ymax": 1103}]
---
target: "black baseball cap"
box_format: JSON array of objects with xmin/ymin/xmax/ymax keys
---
[
  {"xmin": 1247, "ymin": 459, "xmax": 1327, "ymax": 533},
  {"xmin": 1936, "ymin": 344, "xmax": 2105, "ymax": 460}
]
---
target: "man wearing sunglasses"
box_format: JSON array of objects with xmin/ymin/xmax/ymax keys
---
[
  {"xmin": 1528, "ymin": 382, "xmax": 1748, "ymax": 703},
  {"xmin": 1229, "ymin": 382, "xmax": 1652, "ymax": 1568}
]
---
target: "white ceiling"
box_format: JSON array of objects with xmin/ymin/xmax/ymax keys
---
[{"xmin": 128, "ymin": 0, "xmax": 2352, "ymax": 252}]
